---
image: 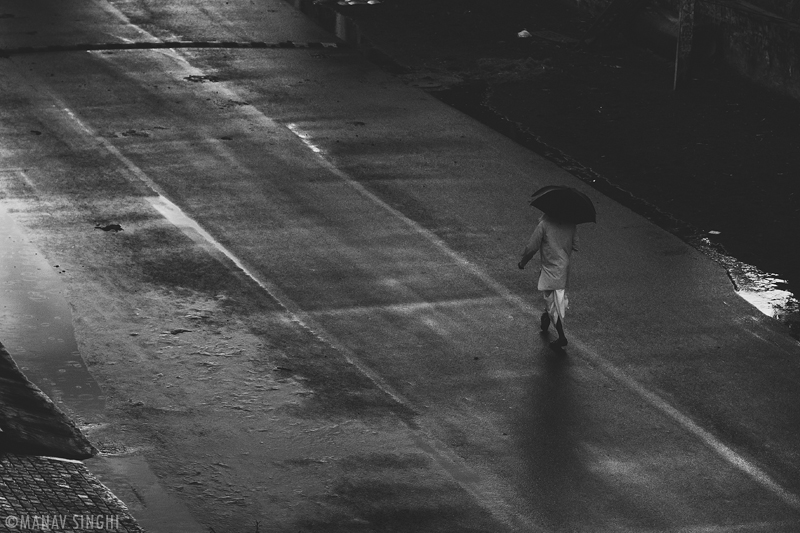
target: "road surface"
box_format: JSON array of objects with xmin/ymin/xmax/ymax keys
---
[{"xmin": 1, "ymin": 0, "xmax": 800, "ymax": 531}]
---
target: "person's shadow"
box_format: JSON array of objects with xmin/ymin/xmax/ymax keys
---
[{"xmin": 513, "ymin": 351, "xmax": 587, "ymax": 531}]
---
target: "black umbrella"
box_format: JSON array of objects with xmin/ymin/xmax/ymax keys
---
[{"xmin": 530, "ymin": 185, "xmax": 596, "ymax": 224}]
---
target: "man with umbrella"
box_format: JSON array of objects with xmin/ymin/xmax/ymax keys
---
[{"xmin": 518, "ymin": 186, "xmax": 595, "ymax": 350}]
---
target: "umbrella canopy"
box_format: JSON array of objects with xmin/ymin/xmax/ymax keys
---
[{"xmin": 530, "ymin": 185, "xmax": 596, "ymax": 224}]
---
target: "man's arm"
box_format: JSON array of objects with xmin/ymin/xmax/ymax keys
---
[{"xmin": 518, "ymin": 223, "xmax": 543, "ymax": 269}]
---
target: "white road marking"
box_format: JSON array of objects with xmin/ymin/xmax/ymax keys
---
[
  {"xmin": 575, "ymin": 335, "xmax": 800, "ymax": 511},
  {"xmin": 286, "ymin": 123, "xmax": 324, "ymax": 153},
  {"xmin": 308, "ymin": 295, "xmax": 506, "ymax": 316},
  {"xmin": 0, "ymin": 168, "xmax": 37, "ymax": 194}
]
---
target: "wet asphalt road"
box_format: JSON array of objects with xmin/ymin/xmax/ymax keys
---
[{"xmin": 2, "ymin": 0, "xmax": 800, "ymax": 531}]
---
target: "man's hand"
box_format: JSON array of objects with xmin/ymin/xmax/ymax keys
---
[{"xmin": 518, "ymin": 261, "xmax": 525, "ymax": 270}]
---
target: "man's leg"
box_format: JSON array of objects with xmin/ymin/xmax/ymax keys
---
[{"xmin": 552, "ymin": 318, "xmax": 567, "ymax": 347}]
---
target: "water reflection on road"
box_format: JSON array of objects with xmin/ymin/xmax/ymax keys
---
[{"xmin": 0, "ymin": 205, "xmax": 105, "ymax": 417}]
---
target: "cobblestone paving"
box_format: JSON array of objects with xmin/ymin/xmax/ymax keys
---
[{"xmin": 0, "ymin": 454, "xmax": 142, "ymax": 532}]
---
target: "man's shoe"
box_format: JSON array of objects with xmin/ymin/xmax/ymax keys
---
[{"xmin": 549, "ymin": 337, "xmax": 568, "ymax": 350}]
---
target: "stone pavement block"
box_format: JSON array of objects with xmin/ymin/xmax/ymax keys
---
[{"xmin": 0, "ymin": 454, "xmax": 142, "ymax": 532}]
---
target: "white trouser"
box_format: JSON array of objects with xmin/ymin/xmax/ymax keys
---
[{"xmin": 543, "ymin": 289, "xmax": 568, "ymax": 325}]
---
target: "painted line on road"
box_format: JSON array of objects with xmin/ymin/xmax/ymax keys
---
[
  {"xmin": 573, "ymin": 336, "xmax": 800, "ymax": 512},
  {"xmin": 307, "ymin": 295, "xmax": 507, "ymax": 317},
  {"xmin": 282, "ymin": 122, "xmax": 800, "ymax": 513},
  {"xmin": 1, "ymin": 41, "xmax": 341, "ymax": 57}
]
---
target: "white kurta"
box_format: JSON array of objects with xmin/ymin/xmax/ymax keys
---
[{"xmin": 520, "ymin": 215, "xmax": 578, "ymax": 290}]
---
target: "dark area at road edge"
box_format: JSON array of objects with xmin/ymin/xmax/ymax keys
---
[
  {"xmin": 0, "ymin": 343, "xmax": 96, "ymax": 460},
  {"xmin": 291, "ymin": 0, "xmax": 800, "ymax": 341},
  {"xmin": 432, "ymin": 81, "xmax": 800, "ymax": 341}
]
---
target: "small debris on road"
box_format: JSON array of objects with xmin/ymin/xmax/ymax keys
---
[
  {"xmin": 184, "ymin": 74, "xmax": 221, "ymax": 83},
  {"xmin": 337, "ymin": 0, "xmax": 381, "ymax": 5},
  {"xmin": 94, "ymin": 223, "xmax": 123, "ymax": 232},
  {"xmin": 119, "ymin": 129, "xmax": 150, "ymax": 137}
]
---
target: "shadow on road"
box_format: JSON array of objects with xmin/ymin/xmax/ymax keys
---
[{"xmin": 514, "ymin": 349, "xmax": 585, "ymax": 530}]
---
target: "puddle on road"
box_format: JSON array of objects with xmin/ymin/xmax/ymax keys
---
[
  {"xmin": 0, "ymin": 205, "xmax": 105, "ymax": 417},
  {"xmin": 701, "ymin": 242, "xmax": 800, "ymax": 329},
  {"xmin": 85, "ymin": 454, "xmax": 206, "ymax": 533},
  {"xmin": 0, "ymin": 204, "xmax": 203, "ymax": 533}
]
